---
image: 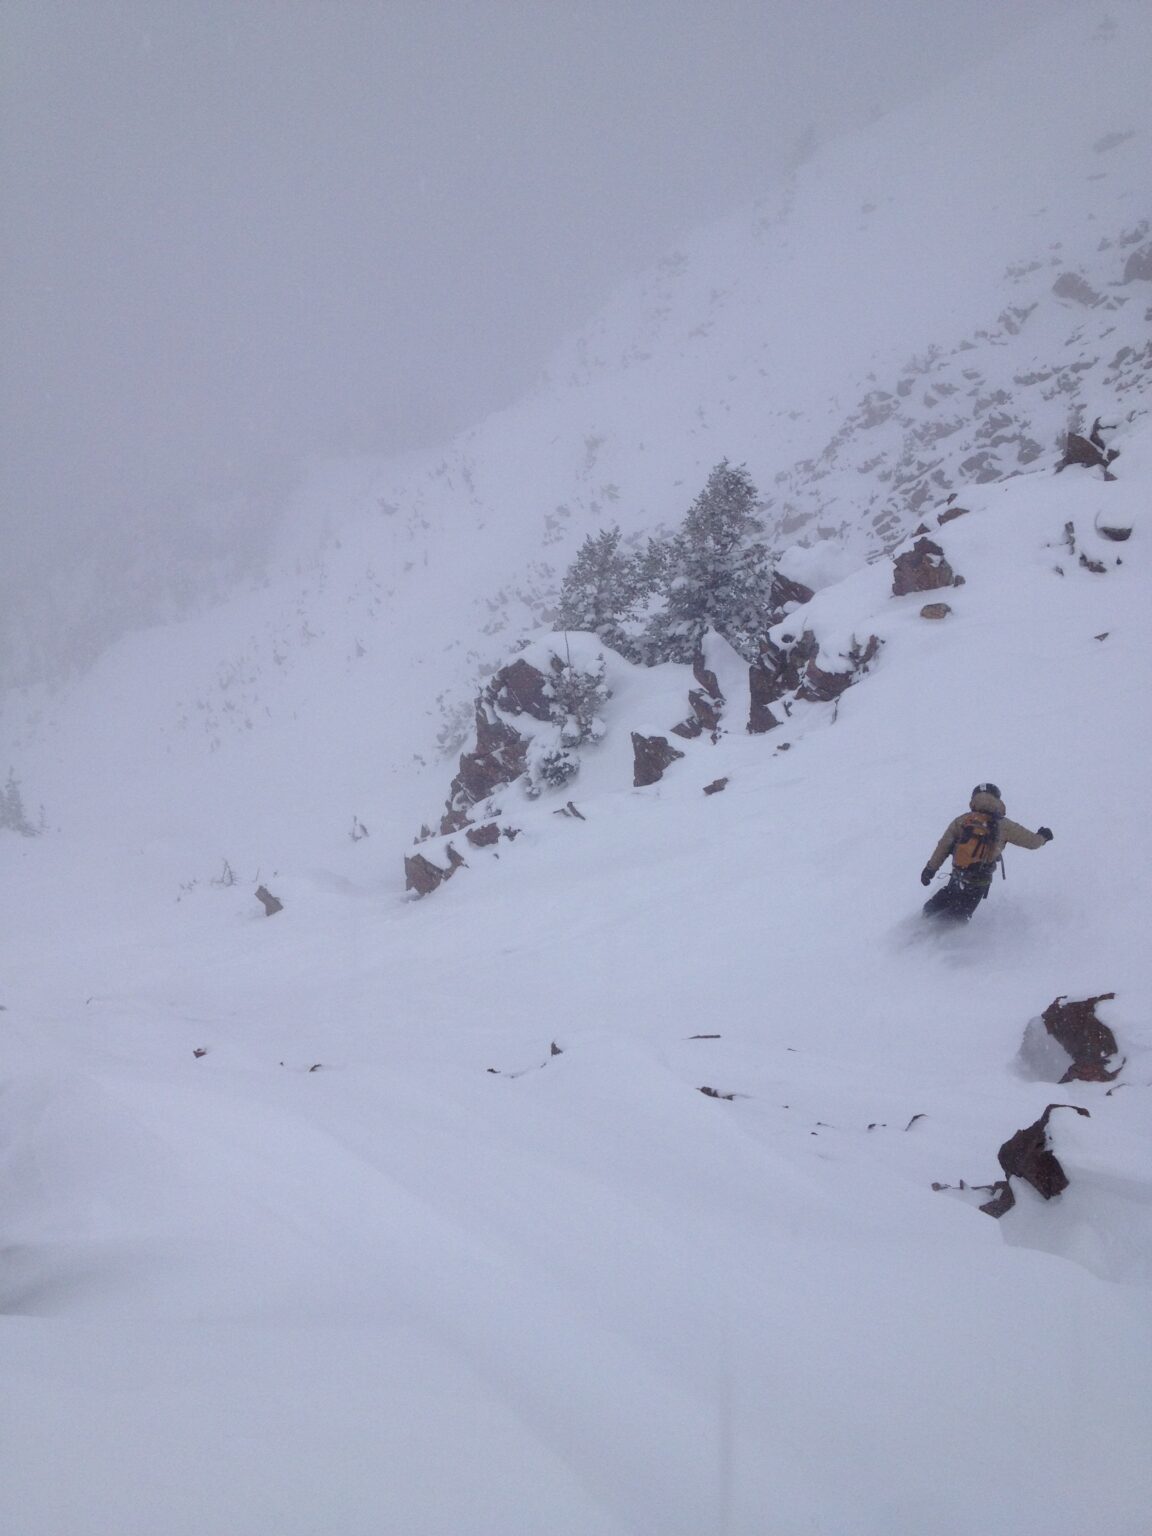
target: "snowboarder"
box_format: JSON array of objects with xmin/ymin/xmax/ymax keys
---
[{"xmin": 920, "ymin": 783, "xmax": 1052, "ymax": 921}]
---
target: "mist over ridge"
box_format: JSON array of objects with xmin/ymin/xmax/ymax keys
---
[{"xmin": 1, "ymin": 0, "xmax": 1089, "ymax": 685}]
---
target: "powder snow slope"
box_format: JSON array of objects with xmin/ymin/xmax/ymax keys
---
[
  {"xmin": 2, "ymin": 441, "xmax": 1151, "ymax": 1535},
  {"xmin": 2, "ymin": 5, "xmax": 1152, "ymax": 1533}
]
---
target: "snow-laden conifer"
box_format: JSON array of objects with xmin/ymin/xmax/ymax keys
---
[
  {"xmin": 555, "ymin": 526, "xmax": 645, "ymax": 660},
  {"xmin": 648, "ymin": 460, "xmax": 771, "ymax": 663}
]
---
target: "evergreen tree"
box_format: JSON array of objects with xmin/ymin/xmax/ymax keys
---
[
  {"xmin": 555, "ymin": 526, "xmax": 643, "ymax": 655},
  {"xmin": 651, "ymin": 461, "xmax": 771, "ymax": 663}
]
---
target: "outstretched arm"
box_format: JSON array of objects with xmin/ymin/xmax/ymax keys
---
[{"xmin": 1002, "ymin": 818, "xmax": 1053, "ymax": 851}]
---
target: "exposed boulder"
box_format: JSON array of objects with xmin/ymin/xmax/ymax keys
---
[
  {"xmin": 1056, "ymin": 417, "xmax": 1119, "ymax": 479},
  {"xmin": 1095, "ymin": 511, "xmax": 1133, "ymax": 543},
  {"xmin": 254, "ymin": 884, "xmax": 283, "ymax": 917},
  {"xmin": 488, "ymin": 658, "xmax": 554, "ymax": 722},
  {"xmin": 632, "ymin": 733, "xmax": 684, "ymax": 787},
  {"xmin": 891, "ymin": 537, "xmax": 957, "ymax": 597},
  {"xmin": 1041, "ymin": 993, "xmax": 1123, "ymax": 1083},
  {"xmin": 979, "ymin": 1104, "xmax": 1091, "ymax": 1217},
  {"xmin": 405, "ymin": 845, "xmax": 467, "ymax": 896},
  {"xmin": 920, "ymin": 602, "xmax": 952, "ymax": 620},
  {"xmin": 703, "ymin": 778, "xmax": 729, "ymax": 796},
  {"xmin": 465, "ymin": 822, "xmax": 501, "ymax": 848},
  {"xmin": 404, "ymin": 853, "xmax": 451, "ymax": 896}
]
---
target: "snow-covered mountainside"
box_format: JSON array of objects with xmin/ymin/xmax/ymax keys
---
[
  {"xmin": 262, "ymin": 0, "xmax": 1152, "ymax": 661},
  {"xmin": 2, "ymin": 6, "xmax": 1151, "ymax": 1533}
]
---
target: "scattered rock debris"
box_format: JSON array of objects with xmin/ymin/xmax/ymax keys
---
[{"xmin": 255, "ymin": 884, "xmax": 283, "ymax": 916}]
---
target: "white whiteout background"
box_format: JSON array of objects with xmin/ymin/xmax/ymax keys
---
[{"xmin": 2, "ymin": 7, "xmax": 1151, "ymax": 1533}]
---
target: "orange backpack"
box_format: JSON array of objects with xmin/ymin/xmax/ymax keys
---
[{"xmin": 951, "ymin": 811, "xmax": 1000, "ymax": 870}]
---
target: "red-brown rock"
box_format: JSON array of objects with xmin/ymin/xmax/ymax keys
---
[
  {"xmin": 632, "ymin": 733, "xmax": 684, "ymax": 787},
  {"xmin": 747, "ymin": 662, "xmax": 783, "ymax": 734},
  {"xmin": 920, "ymin": 602, "xmax": 952, "ymax": 620},
  {"xmin": 441, "ymin": 706, "xmax": 529, "ymax": 833},
  {"xmin": 465, "ymin": 822, "xmax": 501, "ymax": 848},
  {"xmin": 1041, "ymin": 993, "xmax": 1123, "ymax": 1083},
  {"xmin": 488, "ymin": 658, "xmax": 554, "ymax": 722},
  {"xmin": 766, "ymin": 570, "xmax": 814, "ymax": 619},
  {"xmin": 891, "ymin": 538, "xmax": 956, "ymax": 597},
  {"xmin": 937, "ymin": 504, "xmax": 970, "ymax": 526},
  {"xmin": 404, "ymin": 854, "xmax": 451, "ymax": 896},
  {"xmin": 979, "ymin": 1103, "xmax": 1091, "ymax": 1216}
]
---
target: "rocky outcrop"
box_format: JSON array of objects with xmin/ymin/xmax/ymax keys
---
[
  {"xmin": 796, "ymin": 634, "xmax": 880, "ymax": 704},
  {"xmin": 440, "ymin": 653, "xmax": 598, "ymax": 834},
  {"xmin": 441, "ymin": 706, "xmax": 530, "ymax": 834},
  {"xmin": 1040, "ymin": 993, "xmax": 1123, "ymax": 1083},
  {"xmin": 703, "ymin": 777, "xmax": 729, "ymax": 796},
  {"xmin": 766, "ymin": 570, "xmax": 815, "ymax": 620},
  {"xmin": 747, "ymin": 661, "xmax": 784, "ymax": 734},
  {"xmin": 979, "ymin": 1104, "xmax": 1091, "ymax": 1218},
  {"xmin": 920, "ymin": 602, "xmax": 952, "ymax": 620},
  {"xmin": 632, "ymin": 733, "xmax": 684, "ymax": 787},
  {"xmin": 672, "ymin": 651, "xmax": 726, "ymax": 741},
  {"xmin": 1051, "ymin": 271, "xmax": 1105, "ymax": 307},
  {"xmin": 747, "ymin": 630, "xmax": 881, "ymax": 729},
  {"xmin": 891, "ymin": 537, "xmax": 957, "ymax": 597}
]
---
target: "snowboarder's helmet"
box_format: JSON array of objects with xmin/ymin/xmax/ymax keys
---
[{"xmin": 972, "ymin": 782, "xmax": 1001, "ymax": 799}]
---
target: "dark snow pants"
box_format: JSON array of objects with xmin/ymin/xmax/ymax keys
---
[{"xmin": 922, "ymin": 868, "xmax": 993, "ymax": 922}]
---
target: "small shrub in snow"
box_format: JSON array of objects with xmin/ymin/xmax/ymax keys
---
[
  {"xmin": 522, "ymin": 652, "xmax": 610, "ymax": 798},
  {"xmin": 0, "ymin": 771, "xmax": 40, "ymax": 836}
]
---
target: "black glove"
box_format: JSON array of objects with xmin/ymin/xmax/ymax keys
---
[
  {"xmin": 920, "ymin": 866, "xmax": 934, "ymax": 886},
  {"xmin": 1037, "ymin": 826, "xmax": 1053, "ymax": 842}
]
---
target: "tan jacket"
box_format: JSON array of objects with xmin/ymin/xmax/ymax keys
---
[{"xmin": 926, "ymin": 789, "xmax": 1047, "ymax": 875}]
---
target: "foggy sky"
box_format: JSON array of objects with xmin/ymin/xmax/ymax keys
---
[{"xmin": 2, "ymin": 0, "xmax": 1069, "ymax": 676}]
